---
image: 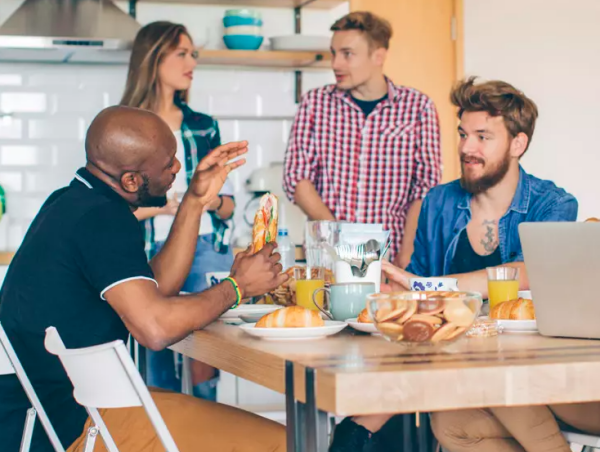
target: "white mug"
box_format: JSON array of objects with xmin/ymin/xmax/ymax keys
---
[{"xmin": 409, "ymin": 277, "xmax": 458, "ymax": 292}]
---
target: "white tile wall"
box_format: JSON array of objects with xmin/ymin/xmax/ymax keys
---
[{"xmin": 0, "ymin": 1, "xmax": 346, "ymax": 250}]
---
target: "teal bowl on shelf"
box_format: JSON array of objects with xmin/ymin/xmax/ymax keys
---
[
  {"xmin": 223, "ymin": 16, "xmax": 263, "ymax": 27},
  {"xmin": 225, "ymin": 9, "xmax": 262, "ymax": 19},
  {"xmin": 223, "ymin": 35, "xmax": 264, "ymax": 51}
]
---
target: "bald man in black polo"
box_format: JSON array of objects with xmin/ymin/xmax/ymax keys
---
[{"xmin": 0, "ymin": 107, "xmax": 287, "ymax": 452}]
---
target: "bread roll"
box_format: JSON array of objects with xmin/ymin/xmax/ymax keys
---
[
  {"xmin": 255, "ymin": 306, "xmax": 324, "ymax": 328},
  {"xmin": 252, "ymin": 193, "xmax": 278, "ymax": 253},
  {"xmin": 490, "ymin": 298, "xmax": 535, "ymax": 320}
]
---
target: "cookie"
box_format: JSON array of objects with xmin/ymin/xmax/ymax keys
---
[
  {"xmin": 444, "ymin": 300, "xmax": 476, "ymax": 327},
  {"xmin": 410, "ymin": 314, "xmax": 443, "ymax": 326},
  {"xmin": 376, "ymin": 306, "xmax": 407, "ymax": 323},
  {"xmin": 396, "ymin": 299, "xmax": 418, "ymax": 324},
  {"xmin": 378, "ymin": 322, "xmax": 404, "ymax": 336},
  {"xmin": 417, "ymin": 298, "xmax": 445, "ymax": 315},
  {"xmin": 402, "ymin": 319, "xmax": 435, "ymax": 342},
  {"xmin": 431, "ymin": 323, "xmax": 459, "ymax": 342}
]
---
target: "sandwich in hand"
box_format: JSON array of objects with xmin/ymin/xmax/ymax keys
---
[{"xmin": 252, "ymin": 193, "xmax": 278, "ymax": 253}]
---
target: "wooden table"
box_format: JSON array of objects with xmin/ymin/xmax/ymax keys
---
[{"xmin": 171, "ymin": 323, "xmax": 600, "ymax": 451}]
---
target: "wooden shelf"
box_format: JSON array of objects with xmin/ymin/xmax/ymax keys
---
[
  {"xmin": 138, "ymin": 0, "xmax": 346, "ymax": 9},
  {"xmin": 197, "ymin": 49, "xmax": 330, "ymax": 69}
]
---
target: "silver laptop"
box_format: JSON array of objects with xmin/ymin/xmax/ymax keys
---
[{"xmin": 519, "ymin": 222, "xmax": 600, "ymax": 339}]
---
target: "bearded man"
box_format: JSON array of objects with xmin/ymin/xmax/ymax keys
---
[
  {"xmin": 328, "ymin": 77, "xmax": 578, "ymax": 452},
  {"xmin": 379, "ymin": 76, "xmax": 578, "ymax": 298}
]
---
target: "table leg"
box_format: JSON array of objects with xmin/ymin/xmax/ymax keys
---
[
  {"xmin": 181, "ymin": 354, "xmax": 193, "ymax": 396},
  {"xmin": 285, "ymin": 361, "xmax": 298, "ymax": 452},
  {"xmin": 297, "ymin": 402, "xmax": 307, "ymax": 451},
  {"xmin": 305, "ymin": 367, "xmax": 329, "ymax": 452},
  {"xmin": 418, "ymin": 412, "xmax": 437, "ymax": 452}
]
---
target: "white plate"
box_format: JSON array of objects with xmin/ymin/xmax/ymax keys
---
[
  {"xmin": 345, "ymin": 318, "xmax": 378, "ymax": 334},
  {"xmin": 220, "ymin": 304, "xmax": 282, "ymax": 320},
  {"xmin": 482, "ymin": 316, "xmax": 538, "ymax": 333},
  {"xmin": 239, "ymin": 321, "xmax": 347, "ymax": 340},
  {"xmin": 518, "ymin": 290, "xmax": 532, "ymax": 299},
  {"xmin": 269, "ymin": 35, "xmax": 330, "ymax": 51},
  {"xmin": 497, "ymin": 318, "xmax": 538, "ymax": 333}
]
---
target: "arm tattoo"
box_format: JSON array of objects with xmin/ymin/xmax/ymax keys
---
[{"xmin": 480, "ymin": 220, "xmax": 499, "ymax": 254}]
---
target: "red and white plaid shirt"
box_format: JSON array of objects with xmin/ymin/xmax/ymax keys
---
[{"xmin": 283, "ymin": 78, "xmax": 442, "ymax": 259}]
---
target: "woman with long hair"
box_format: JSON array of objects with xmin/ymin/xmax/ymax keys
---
[{"xmin": 121, "ymin": 21, "xmax": 234, "ymax": 401}]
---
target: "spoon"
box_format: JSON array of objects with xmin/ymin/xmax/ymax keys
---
[{"xmin": 358, "ymin": 239, "xmax": 380, "ymax": 276}]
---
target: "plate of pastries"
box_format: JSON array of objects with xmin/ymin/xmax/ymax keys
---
[
  {"xmin": 488, "ymin": 292, "xmax": 537, "ymax": 333},
  {"xmin": 239, "ymin": 306, "xmax": 347, "ymax": 340},
  {"xmin": 345, "ymin": 309, "xmax": 379, "ymax": 334}
]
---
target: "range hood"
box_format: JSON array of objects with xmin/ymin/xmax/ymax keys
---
[{"xmin": 0, "ymin": 0, "xmax": 141, "ymax": 64}]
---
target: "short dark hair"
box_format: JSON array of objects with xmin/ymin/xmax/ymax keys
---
[
  {"xmin": 330, "ymin": 11, "xmax": 393, "ymax": 50},
  {"xmin": 451, "ymin": 76, "xmax": 539, "ymax": 151}
]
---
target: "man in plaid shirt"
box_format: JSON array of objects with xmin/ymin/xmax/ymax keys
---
[{"xmin": 283, "ymin": 11, "xmax": 442, "ymax": 266}]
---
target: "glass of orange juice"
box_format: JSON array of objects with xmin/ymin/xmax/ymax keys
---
[
  {"xmin": 486, "ymin": 267, "xmax": 520, "ymax": 310},
  {"xmin": 295, "ymin": 267, "xmax": 325, "ymax": 311}
]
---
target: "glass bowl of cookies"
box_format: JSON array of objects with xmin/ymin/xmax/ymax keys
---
[{"xmin": 367, "ymin": 291, "xmax": 482, "ymax": 345}]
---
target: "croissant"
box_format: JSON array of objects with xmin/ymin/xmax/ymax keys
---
[
  {"xmin": 490, "ymin": 298, "xmax": 535, "ymax": 320},
  {"xmin": 357, "ymin": 308, "xmax": 373, "ymax": 323},
  {"xmin": 255, "ymin": 306, "xmax": 325, "ymax": 328}
]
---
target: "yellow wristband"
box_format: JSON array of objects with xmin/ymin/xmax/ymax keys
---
[{"xmin": 224, "ymin": 277, "xmax": 242, "ymax": 309}]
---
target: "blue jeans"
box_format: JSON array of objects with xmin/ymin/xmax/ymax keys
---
[{"xmin": 146, "ymin": 235, "xmax": 234, "ymax": 401}]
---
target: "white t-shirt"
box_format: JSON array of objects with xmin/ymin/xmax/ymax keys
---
[{"xmin": 153, "ymin": 130, "xmax": 234, "ymax": 242}]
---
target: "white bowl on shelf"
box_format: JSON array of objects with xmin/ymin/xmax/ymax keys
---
[
  {"xmin": 224, "ymin": 25, "xmax": 263, "ymax": 36},
  {"xmin": 270, "ymin": 35, "xmax": 330, "ymax": 51}
]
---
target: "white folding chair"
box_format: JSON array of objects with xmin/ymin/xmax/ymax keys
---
[
  {"xmin": 0, "ymin": 323, "xmax": 65, "ymax": 452},
  {"xmin": 44, "ymin": 327, "xmax": 180, "ymax": 452},
  {"xmin": 563, "ymin": 430, "xmax": 600, "ymax": 452}
]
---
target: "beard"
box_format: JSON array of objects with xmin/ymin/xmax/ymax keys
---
[
  {"xmin": 136, "ymin": 174, "xmax": 168, "ymax": 208},
  {"xmin": 459, "ymin": 150, "xmax": 511, "ymax": 195}
]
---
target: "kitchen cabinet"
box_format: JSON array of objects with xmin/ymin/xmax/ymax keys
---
[{"xmin": 349, "ymin": 0, "xmax": 463, "ymax": 183}]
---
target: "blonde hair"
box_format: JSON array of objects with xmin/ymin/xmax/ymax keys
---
[
  {"xmin": 120, "ymin": 21, "xmax": 192, "ymax": 111},
  {"xmin": 331, "ymin": 11, "xmax": 393, "ymax": 50}
]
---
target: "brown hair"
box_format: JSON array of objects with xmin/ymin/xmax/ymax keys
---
[
  {"xmin": 451, "ymin": 76, "xmax": 539, "ymax": 151},
  {"xmin": 120, "ymin": 21, "xmax": 193, "ymax": 111},
  {"xmin": 330, "ymin": 11, "xmax": 393, "ymax": 50}
]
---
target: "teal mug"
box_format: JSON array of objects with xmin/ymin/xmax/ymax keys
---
[{"xmin": 312, "ymin": 282, "xmax": 376, "ymax": 321}]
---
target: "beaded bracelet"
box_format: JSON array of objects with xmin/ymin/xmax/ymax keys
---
[{"xmin": 224, "ymin": 276, "xmax": 242, "ymax": 309}]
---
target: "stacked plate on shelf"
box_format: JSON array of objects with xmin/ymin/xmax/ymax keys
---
[
  {"xmin": 223, "ymin": 9, "xmax": 264, "ymax": 51},
  {"xmin": 270, "ymin": 35, "xmax": 330, "ymax": 51}
]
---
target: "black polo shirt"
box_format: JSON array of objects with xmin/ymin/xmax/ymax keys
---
[{"xmin": 0, "ymin": 168, "xmax": 156, "ymax": 452}]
